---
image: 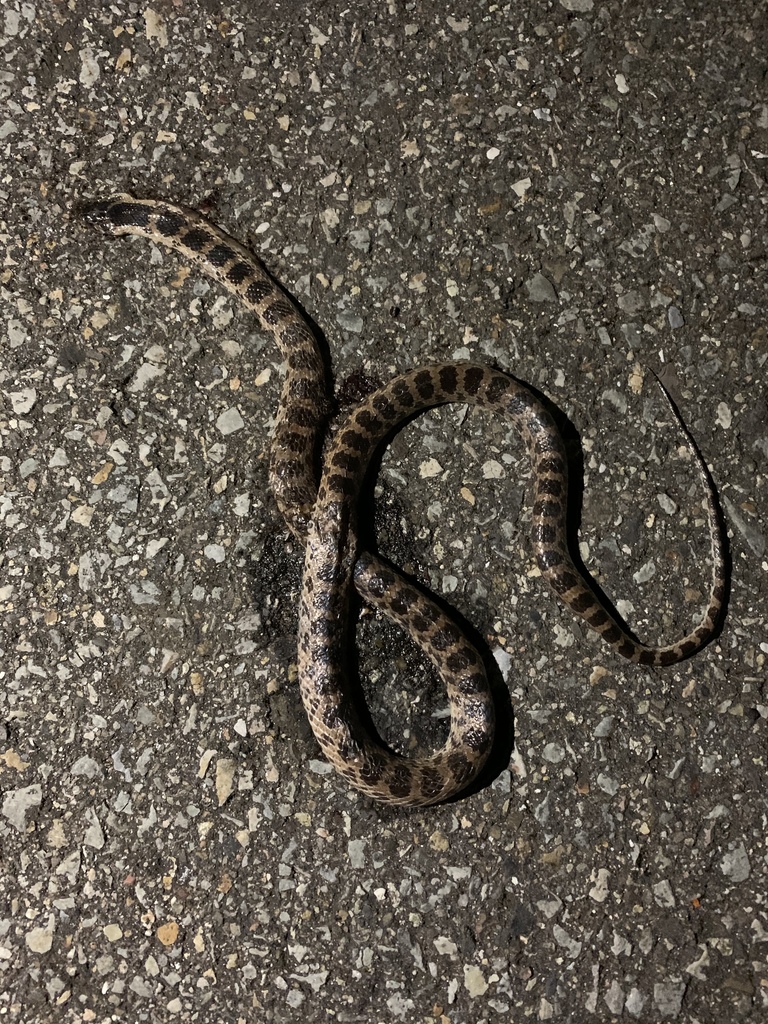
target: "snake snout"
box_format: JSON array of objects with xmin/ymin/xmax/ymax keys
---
[
  {"xmin": 78, "ymin": 199, "xmax": 114, "ymax": 225},
  {"xmin": 78, "ymin": 194, "xmax": 143, "ymax": 231}
]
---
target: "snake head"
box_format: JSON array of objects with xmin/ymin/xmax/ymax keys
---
[{"xmin": 78, "ymin": 194, "xmax": 146, "ymax": 234}]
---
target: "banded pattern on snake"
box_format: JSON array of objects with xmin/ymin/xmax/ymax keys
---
[{"xmin": 81, "ymin": 195, "xmax": 727, "ymax": 806}]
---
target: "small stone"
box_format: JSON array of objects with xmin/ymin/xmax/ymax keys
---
[
  {"xmin": 84, "ymin": 809, "xmax": 105, "ymax": 849},
  {"xmin": 419, "ymin": 458, "xmax": 443, "ymax": 478},
  {"xmin": 605, "ymin": 979, "xmax": 624, "ymax": 1014},
  {"xmin": 336, "ymin": 312, "xmax": 364, "ymax": 333},
  {"xmin": 653, "ymin": 980, "xmax": 686, "ymax": 1016},
  {"xmin": 525, "ymin": 272, "xmax": 557, "ymax": 303},
  {"xmin": 589, "ymin": 868, "xmax": 610, "ymax": 903},
  {"xmin": 215, "ymin": 407, "xmax": 245, "ymax": 435},
  {"xmin": 215, "ymin": 758, "xmax": 236, "ymax": 806},
  {"xmin": 720, "ymin": 842, "xmax": 750, "ymax": 882},
  {"xmin": 347, "ymin": 839, "xmax": 366, "ymax": 868},
  {"xmin": 482, "ymin": 459, "xmax": 504, "ymax": 479},
  {"xmin": 463, "ymin": 964, "xmax": 488, "ymax": 996},
  {"xmin": 146, "ymin": 538, "xmax": 170, "ymax": 558},
  {"xmin": 668, "ymin": 306, "xmax": 684, "ymax": 328},
  {"xmin": 2, "ymin": 784, "xmax": 42, "ymax": 831},
  {"xmin": 348, "ymin": 228, "xmax": 370, "ymax": 252},
  {"xmin": 552, "ymin": 924, "xmax": 582, "ymax": 959},
  {"xmin": 128, "ymin": 362, "xmax": 165, "ymax": 392},
  {"xmin": 632, "ymin": 560, "xmax": 656, "ymax": 584},
  {"xmin": 10, "ymin": 388, "xmax": 37, "ymax": 414},
  {"xmin": 596, "ymin": 773, "xmax": 619, "ymax": 796},
  {"xmin": 626, "ymin": 988, "xmax": 646, "ymax": 1016},
  {"xmin": 716, "ymin": 402, "xmax": 732, "ymax": 429},
  {"xmin": 70, "ymin": 755, "xmax": 102, "ymax": 779},
  {"xmin": 542, "ymin": 742, "xmax": 565, "ymax": 763},
  {"xmin": 157, "ymin": 921, "xmax": 180, "ymax": 946},
  {"xmin": 48, "ymin": 447, "xmax": 69, "ymax": 468},
  {"xmin": 26, "ymin": 917, "xmax": 55, "ymax": 953},
  {"xmin": 429, "ymin": 830, "xmax": 450, "ymax": 852},
  {"xmin": 652, "ymin": 879, "xmax": 676, "ymax": 907},
  {"xmin": 618, "ymin": 290, "xmax": 644, "ymax": 314},
  {"xmin": 685, "ymin": 945, "xmax": 710, "ymax": 980},
  {"xmin": 593, "ymin": 716, "xmax": 615, "ymax": 738}
]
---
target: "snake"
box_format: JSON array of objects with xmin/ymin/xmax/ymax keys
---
[{"xmin": 81, "ymin": 195, "xmax": 727, "ymax": 806}]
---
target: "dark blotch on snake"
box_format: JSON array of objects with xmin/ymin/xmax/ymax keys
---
[
  {"xmin": 324, "ymin": 472, "xmax": 356, "ymax": 497},
  {"xmin": 262, "ymin": 298, "xmax": 295, "ymax": 325},
  {"xmin": 533, "ymin": 498, "xmax": 561, "ymax": 520},
  {"xmin": 438, "ymin": 365, "xmax": 459, "ymax": 393},
  {"xmin": 109, "ymin": 202, "xmax": 150, "ymax": 228},
  {"xmin": 538, "ymin": 453, "xmax": 566, "ymax": 475},
  {"xmin": 352, "ymin": 408, "xmax": 385, "ymax": 437},
  {"xmin": 618, "ymin": 639, "xmax": 639, "ymax": 659},
  {"xmin": 410, "ymin": 606, "xmax": 441, "ymax": 632},
  {"xmin": 463, "ymin": 727, "xmax": 494, "ymax": 753},
  {"xmin": 387, "ymin": 765, "xmax": 415, "ymax": 799},
  {"xmin": 281, "ymin": 324, "xmax": 316, "ymax": 350},
  {"xmin": 431, "ymin": 626, "xmax": 460, "ymax": 651},
  {"xmin": 446, "ymin": 750, "xmax": 473, "ymax": 781},
  {"xmin": 504, "ymin": 391, "xmax": 534, "ymax": 418},
  {"xmin": 485, "ymin": 373, "xmax": 512, "ymax": 405},
  {"xmin": 391, "ymin": 378, "xmax": 416, "ymax": 408},
  {"xmin": 600, "ymin": 623, "xmax": 623, "ymax": 644},
  {"xmin": 533, "ymin": 529, "xmax": 561, "ymax": 554},
  {"xmin": 244, "ymin": 279, "xmax": 273, "ymax": 305},
  {"xmin": 455, "ymin": 668, "xmax": 486, "ymax": 693},
  {"xmin": 444, "ymin": 649, "xmax": 472, "ymax": 673},
  {"xmin": 358, "ymin": 568, "xmax": 395, "ymax": 596},
  {"xmin": 155, "ymin": 211, "xmax": 186, "ymax": 236},
  {"xmin": 537, "ymin": 476, "xmax": 565, "ymax": 498},
  {"xmin": 180, "ymin": 228, "xmax": 210, "ymax": 252},
  {"xmin": 338, "ymin": 736, "xmax": 363, "ymax": 763},
  {"xmin": 569, "ymin": 591, "xmax": 598, "ymax": 614},
  {"xmin": 462, "ymin": 365, "xmax": 485, "ymax": 395},
  {"xmin": 414, "ymin": 369, "xmax": 435, "ymax": 399},
  {"xmin": 288, "ymin": 403, "xmax": 324, "ymax": 428},
  {"xmin": 206, "ymin": 243, "xmax": 236, "ymax": 267},
  {"xmin": 287, "ymin": 377, "xmax": 319, "ymax": 400},
  {"xmin": 287, "ymin": 347, "xmax": 322, "ymax": 372},
  {"xmin": 341, "ymin": 429, "xmax": 373, "ymax": 456},
  {"xmin": 390, "ymin": 589, "xmax": 417, "ymax": 616},
  {"xmin": 372, "ymin": 393, "xmax": 398, "ymax": 420},
  {"xmin": 330, "ymin": 449, "xmax": 362, "ymax": 475},
  {"xmin": 555, "ymin": 568, "xmax": 584, "ymax": 593},
  {"xmin": 226, "ymin": 261, "xmax": 252, "ymax": 284}
]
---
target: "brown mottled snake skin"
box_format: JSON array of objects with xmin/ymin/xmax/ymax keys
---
[{"xmin": 81, "ymin": 195, "xmax": 727, "ymax": 806}]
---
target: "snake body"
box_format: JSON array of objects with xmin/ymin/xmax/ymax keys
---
[{"xmin": 82, "ymin": 195, "xmax": 726, "ymax": 806}]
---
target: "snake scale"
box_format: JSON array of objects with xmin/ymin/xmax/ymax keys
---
[{"xmin": 81, "ymin": 195, "xmax": 726, "ymax": 806}]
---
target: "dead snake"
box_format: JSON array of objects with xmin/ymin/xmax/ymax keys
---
[{"xmin": 81, "ymin": 195, "xmax": 726, "ymax": 806}]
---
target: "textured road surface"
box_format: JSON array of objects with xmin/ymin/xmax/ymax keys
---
[{"xmin": 1, "ymin": 3, "xmax": 766, "ymax": 1022}]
